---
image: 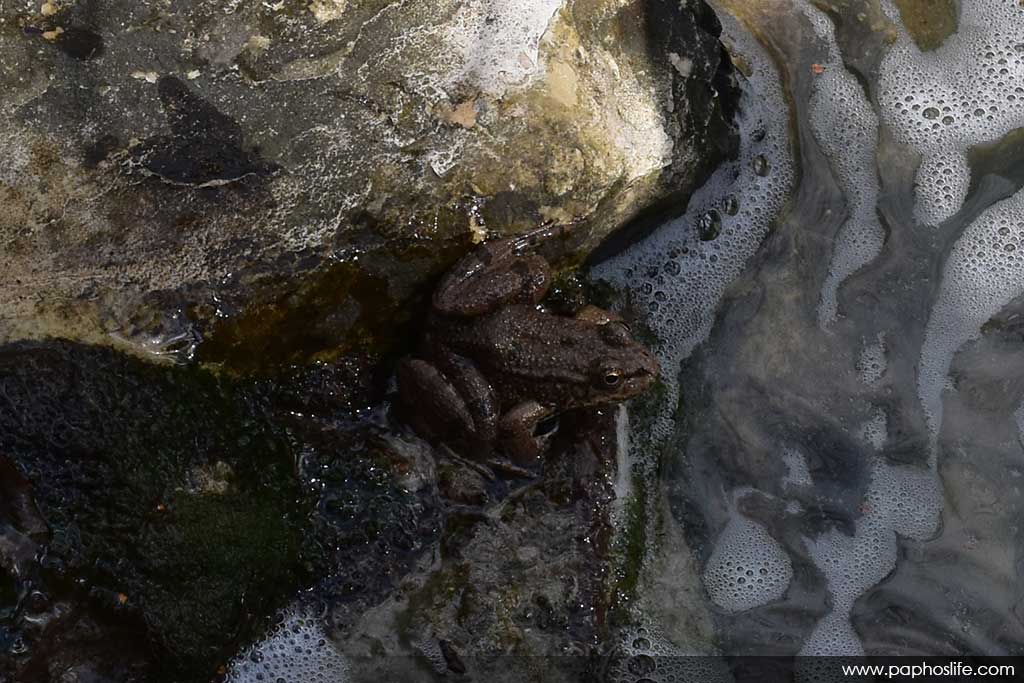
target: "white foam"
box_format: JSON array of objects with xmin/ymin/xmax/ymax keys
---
[
  {"xmin": 799, "ymin": 460, "xmax": 941, "ymax": 657},
  {"xmin": 703, "ymin": 490, "xmax": 793, "ymax": 613},
  {"xmin": 226, "ymin": 604, "xmax": 349, "ymax": 683},
  {"xmin": 860, "ymin": 411, "xmax": 888, "ymax": 451},
  {"xmin": 614, "ymin": 627, "xmax": 732, "ymax": 683},
  {"xmin": 857, "ymin": 335, "xmax": 887, "ymax": 385},
  {"xmin": 795, "ymin": 4, "xmax": 943, "ymax": 659},
  {"xmin": 919, "ymin": 190, "xmax": 1024, "ymax": 436},
  {"xmin": 878, "ymin": 0, "xmax": 1024, "ymax": 225},
  {"xmin": 804, "ymin": 7, "xmax": 885, "ymax": 326},
  {"xmin": 591, "ymin": 11, "xmax": 795, "ymax": 441},
  {"xmin": 782, "ymin": 447, "xmax": 812, "ymax": 487}
]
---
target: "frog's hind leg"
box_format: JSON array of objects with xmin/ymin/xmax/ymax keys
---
[
  {"xmin": 433, "ymin": 225, "xmax": 568, "ymax": 317},
  {"xmin": 433, "ymin": 351, "xmax": 499, "ymax": 443},
  {"xmin": 396, "ymin": 356, "xmax": 498, "ymax": 446},
  {"xmin": 499, "ymin": 401, "xmax": 555, "ymax": 464},
  {"xmin": 397, "ymin": 359, "xmax": 473, "ymax": 440}
]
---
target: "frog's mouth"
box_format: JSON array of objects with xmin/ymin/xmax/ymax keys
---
[
  {"xmin": 624, "ymin": 372, "xmax": 657, "ymax": 397},
  {"xmin": 630, "ymin": 349, "xmax": 661, "ymax": 393}
]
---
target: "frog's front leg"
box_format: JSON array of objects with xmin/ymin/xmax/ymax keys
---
[
  {"xmin": 397, "ymin": 353, "xmax": 498, "ymax": 446},
  {"xmin": 433, "ymin": 225, "xmax": 566, "ymax": 317},
  {"xmin": 499, "ymin": 401, "xmax": 556, "ymax": 463}
]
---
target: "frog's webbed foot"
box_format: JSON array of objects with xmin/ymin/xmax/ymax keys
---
[
  {"xmin": 433, "ymin": 225, "xmax": 568, "ymax": 317},
  {"xmin": 397, "ymin": 355, "xmax": 498, "ymax": 446},
  {"xmin": 499, "ymin": 401, "xmax": 556, "ymax": 464}
]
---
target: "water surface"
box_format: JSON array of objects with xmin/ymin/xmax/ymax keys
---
[{"xmin": 594, "ymin": 0, "xmax": 1024, "ymax": 670}]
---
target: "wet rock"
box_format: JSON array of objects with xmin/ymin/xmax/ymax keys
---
[
  {"xmin": 437, "ymin": 458, "xmax": 491, "ymax": 507},
  {"xmin": 334, "ymin": 408, "xmax": 622, "ymax": 682},
  {"xmin": 0, "ymin": 341, "xmax": 439, "ymax": 682},
  {"xmin": 0, "ymin": 0, "xmax": 738, "ymax": 369},
  {"xmin": 0, "ymin": 341, "xmax": 310, "ymax": 681}
]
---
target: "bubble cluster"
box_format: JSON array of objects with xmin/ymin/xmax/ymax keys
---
[
  {"xmin": 800, "ymin": 461, "xmax": 941, "ymax": 657},
  {"xmin": 703, "ymin": 492, "xmax": 793, "ymax": 613},
  {"xmin": 592, "ymin": 11, "xmax": 795, "ymax": 441},
  {"xmin": 860, "ymin": 411, "xmax": 888, "ymax": 451},
  {"xmin": 803, "ymin": 5, "xmax": 884, "ymax": 326},
  {"xmin": 226, "ymin": 605, "xmax": 349, "ymax": 683},
  {"xmin": 782, "ymin": 447, "xmax": 812, "ymax": 487},
  {"xmin": 918, "ymin": 190, "xmax": 1024, "ymax": 435},
  {"xmin": 610, "ymin": 627, "xmax": 732, "ymax": 683},
  {"xmin": 878, "ymin": 0, "xmax": 1024, "ymax": 225},
  {"xmin": 856, "ymin": 336, "xmax": 887, "ymax": 385},
  {"xmin": 412, "ymin": 637, "xmax": 448, "ymax": 675},
  {"xmin": 786, "ymin": 4, "xmax": 945, "ymax": 660}
]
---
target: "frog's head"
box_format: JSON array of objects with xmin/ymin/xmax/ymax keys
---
[{"xmin": 581, "ymin": 317, "xmax": 660, "ymax": 405}]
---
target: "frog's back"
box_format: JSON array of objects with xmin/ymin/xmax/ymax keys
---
[{"xmin": 438, "ymin": 306, "xmax": 600, "ymax": 404}]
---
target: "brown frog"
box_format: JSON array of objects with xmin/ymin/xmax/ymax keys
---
[{"xmin": 397, "ymin": 225, "xmax": 659, "ymax": 462}]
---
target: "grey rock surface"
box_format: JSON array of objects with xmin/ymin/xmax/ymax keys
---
[{"xmin": 0, "ymin": 0, "xmax": 736, "ymax": 367}]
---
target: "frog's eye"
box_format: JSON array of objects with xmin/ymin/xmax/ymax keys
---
[{"xmin": 603, "ymin": 371, "xmax": 622, "ymax": 387}]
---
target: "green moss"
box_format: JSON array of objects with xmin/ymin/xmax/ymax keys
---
[
  {"xmin": 629, "ymin": 378, "xmax": 669, "ymax": 436},
  {"xmin": 137, "ymin": 492, "xmax": 303, "ymax": 671},
  {"xmin": 545, "ymin": 269, "xmax": 590, "ymax": 315},
  {"xmin": 583, "ymin": 277, "xmax": 622, "ymax": 311},
  {"xmin": 614, "ymin": 480, "xmax": 649, "ymax": 605},
  {"xmin": 608, "ymin": 378, "xmax": 670, "ymax": 621},
  {"xmin": 0, "ymin": 342, "xmax": 314, "ymax": 681}
]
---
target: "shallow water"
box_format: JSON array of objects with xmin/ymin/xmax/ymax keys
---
[{"xmin": 593, "ymin": 0, "xmax": 1024, "ymax": 668}]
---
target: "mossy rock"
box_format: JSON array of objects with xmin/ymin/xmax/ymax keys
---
[
  {"xmin": 0, "ymin": 341, "xmax": 308, "ymax": 679},
  {"xmin": 0, "ymin": 341, "xmax": 437, "ymax": 681}
]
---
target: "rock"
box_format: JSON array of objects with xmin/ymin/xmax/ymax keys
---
[
  {"xmin": 437, "ymin": 458, "xmax": 491, "ymax": 506},
  {"xmin": 0, "ymin": 341, "xmax": 439, "ymax": 681},
  {"xmin": 0, "ymin": 0, "xmax": 737, "ymax": 369},
  {"xmin": 0, "ymin": 341, "xmax": 310, "ymax": 680},
  {"xmin": 333, "ymin": 408, "xmax": 622, "ymax": 682}
]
